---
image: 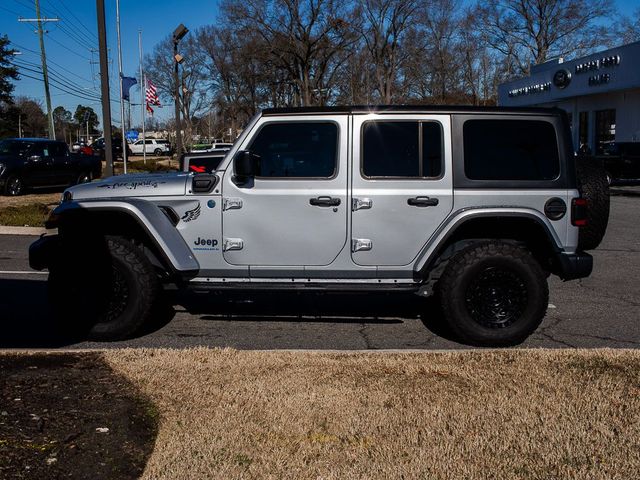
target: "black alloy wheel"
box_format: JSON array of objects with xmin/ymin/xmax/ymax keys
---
[
  {"xmin": 5, "ymin": 175, "xmax": 24, "ymax": 196},
  {"xmin": 464, "ymin": 266, "xmax": 528, "ymax": 329}
]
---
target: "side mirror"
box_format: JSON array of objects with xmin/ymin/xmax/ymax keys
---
[
  {"xmin": 233, "ymin": 150, "xmax": 261, "ymax": 182},
  {"xmin": 29, "ymin": 155, "xmax": 42, "ymax": 162}
]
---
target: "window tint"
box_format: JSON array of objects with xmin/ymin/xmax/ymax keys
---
[
  {"xmin": 463, "ymin": 120, "xmax": 559, "ymax": 181},
  {"xmin": 0, "ymin": 140, "xmax": 34, "ymax": 156},
  {"xmin": 248, "ymin": 122, "xmax": 337, "ymax": 178},
  {"xmin": 48, "ymin": 143, "xmax": 67, "ymax": 156},
  {"xmin": 362, "ymin": 121, "xmax": 442, "ymax": 178}
]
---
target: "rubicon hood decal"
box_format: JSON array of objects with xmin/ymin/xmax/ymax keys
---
[{"xmin": 66, "ymin": 172, "xmax": 189, "ymax": 199}]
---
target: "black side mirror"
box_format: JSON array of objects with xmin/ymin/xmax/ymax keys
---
[{"xmin": 233, "ymin": 150, "xmax": 261, "ymax": 182}]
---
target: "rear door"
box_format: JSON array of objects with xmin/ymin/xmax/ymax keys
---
[
  {"xmin": 221, "ymin": 116, "xmax": 348, "ymax": 268},
  {"xmin": 351, "ymin": 114, "xmax": 453, "ymax": 266},
  {"xmin": 48, "ymin": 142, "xmax": 74, "ymax": 185}
]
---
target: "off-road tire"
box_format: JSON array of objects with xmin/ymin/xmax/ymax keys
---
[
  {"xmin": 576, "ymin": 157, "xmax": 609, "ymax": 250},
  {"xmin": 48, "ymin": 235, "xmax": 159, "ymax": 341},
  {"xmin": 4, "ymin": 175, "xmax": 24, "ymax": 196},
  {"xmin": 437, "ymin": 241, "xmax": 549, "ymax": 347}
]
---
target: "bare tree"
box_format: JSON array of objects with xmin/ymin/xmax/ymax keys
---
[
  {"xmin": 145, "ymin": 34, "xmax": 210, "ymax": 146},
  {"xmin": 617, "ymin": 8, "xmax": 640, "ymax": 44},
  {"xmin": 358, "ymin": 0, "xmax": 418, "ymax": 103},
  {"xmin": 223, "ymin": 0, "xmax": 359, "ymax": 107},
  {"xmin": 477, "ymin": 0, "xmax": 615, "ymax": 76}
]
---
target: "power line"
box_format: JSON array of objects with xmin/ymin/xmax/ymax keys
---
[
  {"xmin": 12, "ymin": 58, "xmax": 99, "ymax": 98},
  {"xmin": 10, "ymin": 41, "xmax": 95, "ymax": 84},
  {"xmin": 50, "ymin": 0, "xmax": 98, "ymax": 43}
]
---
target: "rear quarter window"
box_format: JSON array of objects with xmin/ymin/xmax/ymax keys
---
[{"xmin": 463, "ymin": 119, "xmax": 560, "ymax": 181}]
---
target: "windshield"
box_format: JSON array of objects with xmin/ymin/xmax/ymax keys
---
[{"xmin": 0, "ymin": 140, "xmax": 34, "ymax": 156}]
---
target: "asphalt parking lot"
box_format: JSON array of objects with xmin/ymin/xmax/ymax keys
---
[{"xmin": 0, "ymin": 194, "xmax": 638, "ymax": 350}]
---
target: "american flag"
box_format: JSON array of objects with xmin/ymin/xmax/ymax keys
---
[{"xmin": 145, "ymin": 78, "xmax": 161, "ymax": 115}]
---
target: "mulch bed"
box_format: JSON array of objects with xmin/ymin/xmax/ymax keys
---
[{"xmin": 0, "ymin": 353, "xmax": 158, "ymax": 479}]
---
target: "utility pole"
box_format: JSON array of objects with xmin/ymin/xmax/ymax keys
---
[
  {"xmin": 18, "ymin": 1, "xmax": 58, "ymax": 139},
  {"xmin": 139, "ymin": 29, "xmax": 147, "ymax": 164},
  {"xmin": 115, "ymin": 0, "xmax": 127, "ymax": 174},
  {"xmin": 172, "ymin": 24, "xmax": 188, "ymax": 156},
  {"xmin": 18, "ymin": 115, "xmax": 22, "ymax": 138},
  {"xmin": 96, "ymin": 0, "xmax": 114, "ymax": 176}
]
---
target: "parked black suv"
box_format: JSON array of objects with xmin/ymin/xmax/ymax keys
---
[
  {"xmin": 90, "ymin": 137, "xmax": 132, "ymax": 161},
  {"xmin": 0, "ymin": 138, "xmax": 102, "ymax": 196}
]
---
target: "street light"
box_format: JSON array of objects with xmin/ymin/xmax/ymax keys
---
[{"xmin": 172, "ymin": 23, "xmax": 188, "ymax": 155}]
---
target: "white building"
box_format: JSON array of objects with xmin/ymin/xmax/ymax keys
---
[{"xmin": 498, "ymin": 41, "xmax": 640, "ymax": 155}]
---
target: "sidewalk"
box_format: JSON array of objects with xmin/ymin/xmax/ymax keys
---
[{"xmin": 0, "ymin": 226, "xmax": 55, "ymax": 236}]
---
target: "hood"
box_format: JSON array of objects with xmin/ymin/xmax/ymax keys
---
[{"xmin": 67, "ymin": 172, "xmax": 190, "ymax": 200}]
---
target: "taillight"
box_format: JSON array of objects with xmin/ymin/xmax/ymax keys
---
[{"xmin": 572, "ymin": 198, "xmax": 588, "ymax": 226}]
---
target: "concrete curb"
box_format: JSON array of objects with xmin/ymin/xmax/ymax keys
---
[
  {"xmin": 0, "ymin": 226, "xmax": 56, "ymax": 236},
  {"xmin": 610, "ymin": 188, "xmax": 640, "ymax": 197}
]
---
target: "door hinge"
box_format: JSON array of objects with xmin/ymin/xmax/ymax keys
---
[
  {"xmin": 223, "ymin": 238, "xmax": 244, "ymax": 252},
  {"xmin": 352, "ymin": 238, "xmax": 373, "ymax": 252},
  {"xmin": 223, "ymin": 198, "xmax": 243, "ymax": 211},
  {"xmin": 352, "ymin": 197, "xmax": 373, "ymax": 211}
]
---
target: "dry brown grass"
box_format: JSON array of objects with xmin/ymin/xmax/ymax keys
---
[
  {"xmin": 0, "ymin": 192, "xmax": 59, "ymax": 209},
  {"xmin": 103, "ymin": 349, "xmax": 640, "ymax": 480}
]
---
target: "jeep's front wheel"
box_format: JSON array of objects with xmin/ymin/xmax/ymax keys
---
[
  {"xmin": 49, "ymin": 236, "xmax": 160, "ymax": 341},
  {"xmin": 437, "ymin": 241, "xmax": 548, "ymax": 347}
]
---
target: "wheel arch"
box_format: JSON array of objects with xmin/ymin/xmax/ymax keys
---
[
  {"xmin": 414, "ymin": 209, "xmax": 563, "ymax": 278},
  {"xmin": 49, "ymin": 199, "xmax": 199, "ymax": 276}
]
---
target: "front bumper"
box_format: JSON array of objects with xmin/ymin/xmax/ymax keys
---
[
  {"xmin": 555, "ymin": 251, "xmax": 593, "ymax": 280},
  {"xmin": 29, "ymin": 234, "xmax": 60, "ymax": 271}
]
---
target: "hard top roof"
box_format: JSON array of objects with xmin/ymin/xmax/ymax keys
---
[{"xmin": 261, "ymin": 105, "xmax": 564, "ymax": 116}]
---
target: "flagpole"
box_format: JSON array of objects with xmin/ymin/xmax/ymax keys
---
[
  {"xmin": 116, "ymin": 0, "xmax": 127, "ymax": 174},
  {"xmin": 139, "ymin": 29, "xmax": 146, "ymax": 164}
]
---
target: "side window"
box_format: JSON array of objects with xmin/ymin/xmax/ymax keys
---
[
  {"xmin": 362, "ymin": 121, "xmax": 443, "ymax": 178},
  {"xmin": 248, "ymin": 122, "xmax": 338, "ymax": 178},
  {"xmin": 463, "ymin": 120, "xmax": 560, "ymax": 181},
  {"xmin": 145, "ymin": 140, "xmax": 153, "ymax": 145},
  {"xmin": 49, "ymin": 143, "xmax": 67, "ymax": 157}
]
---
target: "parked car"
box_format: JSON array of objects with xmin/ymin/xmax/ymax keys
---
[
  {"xmin": 597, "ymin": 142, "xmax": 640, "ymax": 184},
  {"xmin": 0, "ymin": 138, "xmax": 101, "ymax": 196},
  {"xmin": 90, "ymin": 137, "xmax": 132, "ymax": 160},
  {"xmin": 71, "ymin": 141, "xmax": 94, "ymax": 156},
  {"xmin": 30, "ymin": 106, "xmax": 609, "ymax": 346},
  {"xmin": 179, "ymin": 150, "xmax": 227, "ymax": 173},
  {"xmin": 190, "ymin": 142, "xmax": 233, "ymax": 153},
  {"xmin": 130, "ymin": 139, "xmax": 173, "ymax": 156}
]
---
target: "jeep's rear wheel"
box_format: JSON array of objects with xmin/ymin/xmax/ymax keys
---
[
  {"xmin": 48, "ymin": 235, "xmax": 159, "ymax": 341},
  {"xmin": 437, "ymin": 241, "xmax": 548, "ymax": 347}
]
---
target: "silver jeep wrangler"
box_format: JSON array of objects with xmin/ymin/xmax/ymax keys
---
[{"xmin": 30, "ymin": 106, "xmax": 609, "ymax": 346}]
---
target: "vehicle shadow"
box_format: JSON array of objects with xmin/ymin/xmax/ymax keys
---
[
  {"xmin": 179, "ymin": 291, "xmax": 456, "ymax": 341},
  {"xmin": 0, "ymin": 278, "xmax": 72, "ymax": 348},
  {"xmin": 0, "ymin": 278, "xmax": 458, "ymax": 348}
]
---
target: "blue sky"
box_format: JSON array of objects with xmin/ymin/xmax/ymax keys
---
[
  {"xmin": 1, "ymin": 0, "xmax": 219, "ymax": 129},
  {"xmin": 1, "ymin": 0, "xmax": 637, "ymax": 130}
]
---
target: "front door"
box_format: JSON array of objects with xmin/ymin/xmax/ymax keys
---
[
  {"xmin": 351, "ymin": 114, "xmax": 453, "ymax": 267},
  {"xmin": 222, "ymin": 116, "xmax": 348, "ymax": 267}
]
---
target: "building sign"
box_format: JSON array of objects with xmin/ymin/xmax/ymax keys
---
[
  {"xmin": 575, "ymin": 55, "xmax": 621, "ymax": 74},
  {"xmin": 508, "ymin": 82, "xmax": 551, "ymax": 98}
]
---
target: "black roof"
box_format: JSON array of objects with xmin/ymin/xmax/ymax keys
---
[{"xmin": 262, "ymin": 105, "xmax": 564, "ymax": 116}]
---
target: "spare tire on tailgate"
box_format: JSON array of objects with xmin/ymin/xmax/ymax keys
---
[{"xmin": 576, "ymin": 156, "xmax": 609, "ymax": 250}]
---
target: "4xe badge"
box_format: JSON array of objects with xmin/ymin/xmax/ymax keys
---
[{"xmin": 193, "ymin": 237, "xmax": 219, "ymax": 251}]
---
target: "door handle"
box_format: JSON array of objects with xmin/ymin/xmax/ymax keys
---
[
  {"xmin": 407, "ymin": 196, "xmax": 439, "ymax": 207},
  {"xmin": 309, "ymin": 196, "xmax": 341, "ymax": 207}
]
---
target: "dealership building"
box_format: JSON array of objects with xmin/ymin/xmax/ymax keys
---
[{"xmin": 498, "ymin": 41, "xmax": 640, "ymax": 155}]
